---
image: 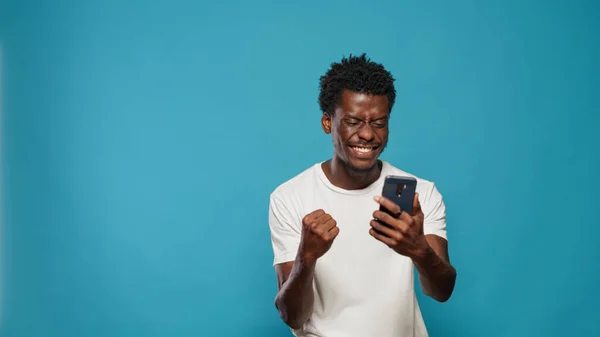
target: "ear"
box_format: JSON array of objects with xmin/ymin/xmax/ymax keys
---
[{"xmin": 321, "ymin": 112, "xmax": 332, "ymax": 134}]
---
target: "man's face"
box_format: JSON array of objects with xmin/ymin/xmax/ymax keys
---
[{"xmin": 322, "ymin": 89, "xmax": 390, "ymax": 173}]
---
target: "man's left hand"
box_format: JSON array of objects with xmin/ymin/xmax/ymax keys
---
[{"xmin": 370, "ymin": 193, "xmax": 431, "ymax": 261}]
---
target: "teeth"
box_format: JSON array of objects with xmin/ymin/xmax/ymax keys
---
[{"xmin": 352, "ymin": 146, "xmax": 373, "ymax": 153}]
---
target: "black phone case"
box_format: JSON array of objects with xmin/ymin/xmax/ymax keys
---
[{"xmin": 380, "ymin": 175, "xmax": 417, "ymax": 216}]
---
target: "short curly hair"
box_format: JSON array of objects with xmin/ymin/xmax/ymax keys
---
[{"xmin": 318, "ymin": 53, "xmax": 396, "ymax": 116}]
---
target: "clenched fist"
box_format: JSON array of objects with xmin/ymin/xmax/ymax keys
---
[{"xmin": 299, "ymin": 209, "xmax": 340, "ymax": 263}]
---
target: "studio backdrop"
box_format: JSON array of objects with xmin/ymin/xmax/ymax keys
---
[{"xmin": 1, "ymin": 1, "xmax": 598, "ymax": 336}]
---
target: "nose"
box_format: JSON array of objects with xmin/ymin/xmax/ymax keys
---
[{"xmin": 357, "ymin": 122, "xmax": 375, "ymax": 141}]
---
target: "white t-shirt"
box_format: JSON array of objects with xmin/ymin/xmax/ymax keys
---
[{"xmin": 268, "ymin": 161, "xmax": 447, "ymax": 337}]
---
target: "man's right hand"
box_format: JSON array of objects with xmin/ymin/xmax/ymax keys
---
[
  {"xmin": 299, "ymin": 209, "xmax": 339, "ymax": 263},
  {"xmin": 273, "ymin": 209, "xmax": 338, "ymax": 330}
]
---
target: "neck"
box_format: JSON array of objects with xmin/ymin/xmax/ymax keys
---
[{"xmin": 322, "ymin": 157, "xmax": 383, "ymax": 190}]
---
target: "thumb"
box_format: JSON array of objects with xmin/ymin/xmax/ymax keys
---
[{"xmin": 412, "ymin": 192, "xmax": 422, "ymax": 216}]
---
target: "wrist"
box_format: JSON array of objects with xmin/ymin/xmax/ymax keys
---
[
  {"xmin": 412, "ymin": 243, "xmax": 436, "ymax": 265},
  {"xmin": 297, "ymin": 250, "xmax": 318, "ymax": 267}
]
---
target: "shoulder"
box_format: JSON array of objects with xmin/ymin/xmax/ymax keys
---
[
  {"xmin": 268, "ymin": 163, "xmax": 321, "ymax": 227},
  {"xmin": 270, "ymin": 162, "xmax": 321, "ymax": 202}
]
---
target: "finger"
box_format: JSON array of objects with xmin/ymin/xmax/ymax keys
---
[
  {"xmin": 370, "ymin": 220, "xmax": 402, "ymax": 241},
  {"xmin": 412, "ymin": 192, "xmax": 422, "ymax": 216},
  {"xmin": 369, "ymin": 228, "xmax": 396, "ymax": 247},
  {"xmin": 322, "ymin": 218, "xmax": 337, "ymax": 231},
  {"xmin": 311, "ymin": 209, "xmax": 325, "ymax": 218},
  {"xmin": 315, "ymin": 212, "xmax": 332, "ymax": 225},
  {"xmin": 312, "ymin": 215, "xmax": 334, "ymax": 235},
  {"xmin": 372, "ymin": 210, "xmax": 408, "ymax": 233},
  {"xmin": 328, "ymin": 226, "xmax": 340, "ymax": 240},
  {"xmin": 397, "ymin": 207, "xmax": 414, "ymax": 224},
  {"xmin": 304, "ymin": 209, "xmax": 325, "ymax": 225},
  {"xmin": 321, "ymin": 225, "xmax": 339, "ymax": 242},
  {"xmin": 373, "ymin": 196, "xmax": 401, "ymax": 216}
]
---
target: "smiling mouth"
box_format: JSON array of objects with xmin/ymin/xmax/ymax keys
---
[{"xmin": 349, "ymin": 145, "xmax": 380, "ymax": 154}]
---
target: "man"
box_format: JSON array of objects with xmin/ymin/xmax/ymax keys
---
[{"xmin": 268, "ymin": 54, "xmax": 456, "ymax": 337}]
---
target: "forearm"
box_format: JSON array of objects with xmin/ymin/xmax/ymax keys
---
[
  {"xmin": 274, "ymin": 253, "xmax": 316, "ymax": 329},
  {"xmin": 413, "ymin": 246, "xmax": 456, "ymax": 302}
]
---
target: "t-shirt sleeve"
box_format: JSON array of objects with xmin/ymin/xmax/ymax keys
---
[
  {"xmin": 421, "ymin": 182, "xmax": 448, "ymax": 240},
  {"xmin": 268, "ymin": 193, "xmax": 302, "ymax": 266}
]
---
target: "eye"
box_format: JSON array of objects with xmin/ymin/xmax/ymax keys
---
[
  {"xmin": 373, "ymin": 121, "xmax": 387, "ymax": 128},
  {"xmin": 345, "ymin": 120, "xmax": 360, "ymax": 127}
]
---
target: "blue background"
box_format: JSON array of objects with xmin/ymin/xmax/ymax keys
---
[{"xmin": 1, "ymin": 0, "xmax": 599, "ymax": 336}]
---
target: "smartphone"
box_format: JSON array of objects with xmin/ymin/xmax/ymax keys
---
[{"xmin": 380, "ymin": 175, "xmax": 417, "ymax": 216}]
